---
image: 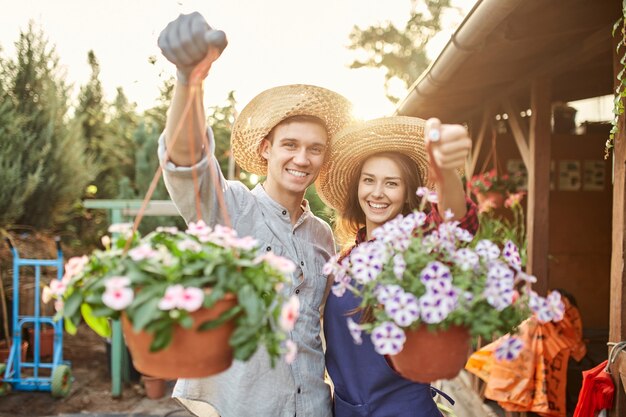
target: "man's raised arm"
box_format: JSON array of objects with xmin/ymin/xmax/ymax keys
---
[{"xmin": 158, "ymin": 12, "xmax": 227, "ymax": 166}]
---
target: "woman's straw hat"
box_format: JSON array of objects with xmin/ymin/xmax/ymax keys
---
[
  {"xmin": 316, "ymin": 116, "xmax": 429, "ymax": 212},
  {"xmin": 231, "ymin": 84, "xmax": 353, "ymax": 175}
]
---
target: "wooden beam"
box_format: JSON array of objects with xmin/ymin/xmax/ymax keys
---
[
  {"xmin": 526, "ymin": 77, "xmax": 551, "ymax": 295},
  {"xmin": 468, "ymin": 109, "xmax": 491, "ymax": 178},
  {"xmin": 609, "ymin": 25, "xmax": 626, "ymax": 417},
  {"xmin": 502, "ymin": 99, "xmax": 530, "ymax": 169}
]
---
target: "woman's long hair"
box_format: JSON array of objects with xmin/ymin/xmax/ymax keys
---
[{"xmin": 333, "ymin": 151, "xmax": 424, "ymax": 249}]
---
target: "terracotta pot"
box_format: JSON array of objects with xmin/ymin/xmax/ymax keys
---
[
  {"xmin": 122, "ymin": 294, "xmax": 237, "ymax": 379},
  {"xmin": 389, "ymin": 325, "xmax": 470, "ymax": 383},
  {"xmin": 0, "ymin": 340, "xmax": 28, "ymax": 363},
  {"xmin": 142, "ymin": 375, "xmax": 166, "ymax": 399},
  {"xmin": 27, "ymin": 326, "xmax": 55, "ymax": 358},
  {"xmin": 475, "ymin": 191, "xmax": 505, "ymax": 208}
]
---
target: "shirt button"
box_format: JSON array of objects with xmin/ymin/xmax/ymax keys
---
[
  {"xmin": 295, "ymin": 289, "xmax": 300, "ymax": 294},
  {"xmin": 282, "ymin": 210, "xmax": 287, "ymax": 215},
  {"xmin": 266, "ymin": 246, "xmax": 271, "ymax": 251},
  {"xmin": 297, "ymin": 387, "xmax": 301, "ymax": 394},
  {"xmin": 300, "ymin": 261, "xmax": 304, "ymax": 266}
]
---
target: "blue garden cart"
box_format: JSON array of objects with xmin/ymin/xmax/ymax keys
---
[{"xmin": 1, "ymin": 237, "xmax": 72, "ymax": 397}]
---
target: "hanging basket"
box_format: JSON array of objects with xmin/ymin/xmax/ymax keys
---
[
  {"xmin": 122, "ymin": 293, "xmax": 238, "ymax": 379},
  {"xmin": 475, "ymin": 191, "xmax": 506, "ymax": 209},
  {"xmin": 389, "ymin": 325, "xmax": 470, "ymax": 383}
]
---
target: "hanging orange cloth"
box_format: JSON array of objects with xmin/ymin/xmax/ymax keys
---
[{"xmin": 465, "ymin": 297, "xmax": 586, "ymax": 417}]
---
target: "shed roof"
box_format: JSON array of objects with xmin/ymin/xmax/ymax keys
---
[{"xmin": 396, "ymin": 0, "xmax": 620, "ymax": 122}]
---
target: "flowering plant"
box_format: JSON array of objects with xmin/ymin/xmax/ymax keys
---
[
  {"xmin": 44, "ymin": 222, "xmax": 299, "ymax": 364},
  {"xmin": 324, "ymin": 188, "xmax": 563, "ymax": 360},
  {"xmin": 469, "ymin": 169, "xmax": 518, "ymax": 195}
]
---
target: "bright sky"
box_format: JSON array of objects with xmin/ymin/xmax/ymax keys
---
[{"xmin": 1, "ymin": 0, "xmax": 477, "ymax": 119}]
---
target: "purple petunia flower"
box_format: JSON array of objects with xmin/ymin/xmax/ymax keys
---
[
  {"xmin": 384, "ymin": 292, "xmax": 420, "ymax": 327},
  {"xmin": 475, "ymin": 240, "xmax": 500, "ymax": 261},
  {"xmin": 346, "ymin": 318, "xmax": 363, "ymax": 345},
  {"xmin": 420, "ymin": 261, "xmax": 452, "ymax": 284},
  {"xmin": 349, "ymin": 242, "xmax": 387, "ymax": 284},
  {"xmin": 376, "ymin": 284, "xmax": 404, "ymax": 305},
  {"xmin": 371, "ymin": 321, "xmax": 406, "ymax": 355},
  {"xmin": 419, "ymin": 292, "xmax": 457, "ymax": 324},
  {"xmin": 495, "ymin": 336, "xmax": 524, "ymax": 361},
  {"xmin": 452, "ymin": 248, "xmax": 479, "ymax": 271},
  {"xmin": 393, "ymin": 254, "xmax": 406, "ymax": 279},
  {"xmin": 502, "ymin": 240, "xmax": 522, "ymax": 271}
]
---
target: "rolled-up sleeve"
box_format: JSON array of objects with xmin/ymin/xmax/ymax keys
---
[{"xmin": 158, "ymin": 127, "xmax": 241, "ymax": 227}]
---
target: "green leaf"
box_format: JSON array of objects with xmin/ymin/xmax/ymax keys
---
[
  {"xmin": 198, "ymin": 305, "xmax": 242, "ymax": 331},
  {"xmin": 131, "ymin": 297, "xmax": 161, "ymax": 332},
  {"xmin": 237, "ymin": 285, "xmax": 263, "ymax": 325},
  {"xmin": 81, "ymin": 303, "xmax": 111, "ymax": 338},
  {"xmin": 64, "ymin": 317, "xmax": 77, "ymax": 335},
  {"xmin": 179, "ymin": 314, "xmax": 194, "ymax": 329},
  {"xmin": 63, "ymin": 291, "xmax": 83, "ymax": 320},
  {"xmin": 149, "ymin": 325, "xmax": 173, "ymax": 352}
]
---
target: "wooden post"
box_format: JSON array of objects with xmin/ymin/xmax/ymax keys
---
[
  {"xmin": 610, "ymin": 24, "xmax": 626, "ymax": 417},
  {"xmin": 526, "ymin": 77, "xmax": 551, "ymax": 295}
]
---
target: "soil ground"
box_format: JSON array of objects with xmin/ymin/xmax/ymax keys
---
[{"xmin": 0, "ymin": 323, "xmax": 192, "ymax": 417}]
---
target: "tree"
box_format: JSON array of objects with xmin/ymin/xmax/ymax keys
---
[
  {"xmin": 5, "ymin": 22, "xmax": 92, "ymax": 229},
  {"xmin": 75, "ymin": 51, "xmax": 133, "ymax": 198},
  {"xmin": 347, "ymin": 0, "xmax": 452, "ymax": 103},
  {"xmin": 0, "ymin": 72, "xmax": 40, "ymax": 227}
]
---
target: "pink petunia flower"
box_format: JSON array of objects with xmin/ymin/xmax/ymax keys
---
[
  {"xmin": 104, "ymin": 276, "xmax": 131, "ymax": 291},
  {"xmin": 178, "ymin": 287, "xmax": 205, "ymax": 312},
  {"xmin": 284, "ymin": 339, "xmax": 298, "ymax": 364},
  {"xmin": 128, "ymin": 244, "xmax": 159, "ymax": 261},
  {"xmin": 279, "ymin": 295, "xmax": 300, "ymax": 332},
  {"xmin": 158, "ymin": 285, "xmax": 185, "ymax": 311},
  {"xmin": 102, "ymin": 287, "xmax": 134, "ymax": 310},
  {"xmin": 63, "ymin": 255, "xmax": 89, "ymax": 281},
  {"xmin": 49, "ymin": 279, "xmax": 68, "ymax": 296},
  {"xmin": 255, "ymin": 252, "xmax": 297, "ymax": 275}
]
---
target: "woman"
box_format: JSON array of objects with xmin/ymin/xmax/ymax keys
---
[{"xmin": 316, "ymin": 116, "xmax": 478, "ymax": 416}]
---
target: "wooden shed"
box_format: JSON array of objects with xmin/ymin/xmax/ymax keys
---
[{"xmin": 396, "ymin": 0, "xmax": 625, "ymax": 415}]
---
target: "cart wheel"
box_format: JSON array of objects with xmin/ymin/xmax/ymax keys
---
[{"xmin": 51, "ymin": 364, "xmax": 72, "ymax": 397}]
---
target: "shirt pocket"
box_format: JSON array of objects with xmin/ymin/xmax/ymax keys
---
[{"xmin": 333, "ymin": 390, "xmax": 370, "ymax": 417}]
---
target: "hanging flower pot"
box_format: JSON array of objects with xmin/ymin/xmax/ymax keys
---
[
  {"xmin": 122, "ymin": 294, "xmax": 238, "ymax": 379},
  {"xmin": 45, "ymin": 222, "xmax": 299, "ymax": 380},
  {"xmin": 389, "ymin": 325, "xmax": 470, "ymax": 383},
  {"xmin": 475, "ymin": 190, "xmax": 505, "ymax": 209}
]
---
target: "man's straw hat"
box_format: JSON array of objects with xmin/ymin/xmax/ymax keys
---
[
  {"xmin": 231, "ymin": 84, "xmax": 353, "ymax": 175},
  {"xmin": 316, "ymin": 116, "xmax": 429, "ymax": 212}
]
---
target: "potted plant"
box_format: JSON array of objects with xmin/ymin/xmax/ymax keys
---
[
  {"xmin": 469, "ymin": 169, "xmax": 518, "ymax": 209},
  {"xmin": 324, "ymin": 188, "xmax": 564, "ymax": 383},
  {"xmin": 43, "ymin": 221, "xmax": 298, "ymax": 379}
]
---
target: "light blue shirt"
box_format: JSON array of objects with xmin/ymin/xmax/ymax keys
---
[{"xmin": 158, "ymin": 130, "xmax": 334, "ymax": 417}]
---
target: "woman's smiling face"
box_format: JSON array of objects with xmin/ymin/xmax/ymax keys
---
[{"xmin": 358, "ymin": 155, "xmax": 407, "ymax": 233}]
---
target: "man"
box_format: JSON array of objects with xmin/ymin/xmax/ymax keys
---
[{"xmin": 157, "ymin": 12, "xmax": 353, "ymax": 417}]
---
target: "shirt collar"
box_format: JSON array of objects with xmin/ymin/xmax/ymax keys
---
[{"xmin": 252, "ymin": 184, "xmax": 311, "ymax": 220}]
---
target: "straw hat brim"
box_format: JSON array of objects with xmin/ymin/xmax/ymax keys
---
[
  {"xmin": 316, "ymin": 116, "xmax": 430, "ymax": 212},
  {"xmin": 231, "ymin": 84, "xmax": 353, "ymax": 175}
]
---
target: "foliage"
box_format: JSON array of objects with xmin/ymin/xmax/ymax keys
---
[
  {"xmin": 0, "ymin": 77, "xmax": 40, "ymax": 226},
  {"xmin": 474, "ymin": 192, "xmax": 527, "ymax": 265},
  {"xmin": 469, "ymin": 169, "xmax": 518, "ymax": 195},
  {"xmin": 324, "ymin": 189, "xmax": 564, "ymax": 358},
  {"xmin": 347, "ymin": 0, "xmax": 452, "ymax": 103},
  {"xmin": 76, "ymin": 51, "xmax": 135, "ymax": 199},
  {"xmin": 607, "ymin": 8, "xmax": 626, "ymax": 159},
  {"xmin": 45, "ymin": 222, "xmax": 298, "ymax": 364},
  {"xmin": 4, "ymin": 22, "xmax": 93, "ymax": 229}
]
